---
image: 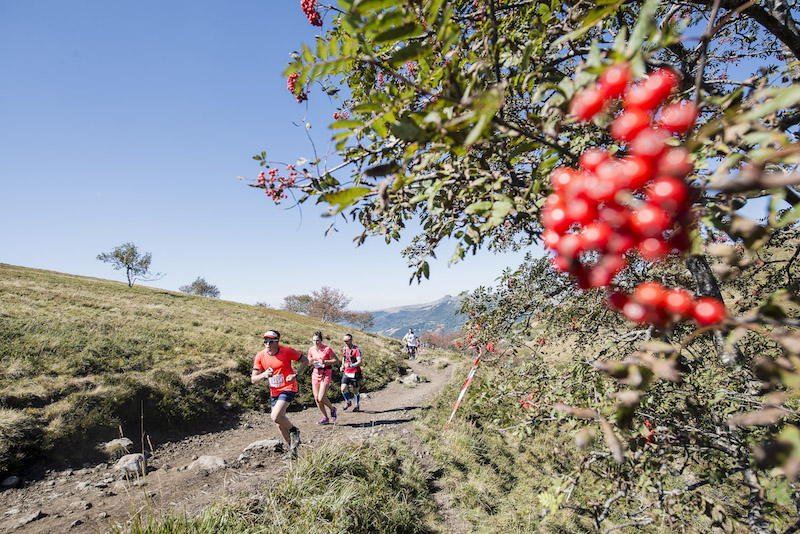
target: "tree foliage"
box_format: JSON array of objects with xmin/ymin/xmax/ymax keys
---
[
  {"xmin": 96, "ymin": 242, "xmax": 163, "ymax": 288},
  {"xmin": 251, "ymin": 0, "xmax": 800, "ymax": 530},
  {"xmin": 178, "ymin": 277, "xmax": 221, "ymax": 298},
  {"xmin": 282, "ymin": 294, "xmax": 313, "ymax": 314},
  {"xmin": 346, "ymin": 310, "xmax": 375, "ymax": 330},
  {"xmin": 308, "ymin": 285, "xmax": 352, "ymax": 323}
]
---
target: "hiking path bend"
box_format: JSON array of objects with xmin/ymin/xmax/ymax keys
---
[{"xmin": 0, "ymin": 356, "xmax": 467, "ymax": 534}]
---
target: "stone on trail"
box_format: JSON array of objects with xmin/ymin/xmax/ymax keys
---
[
  {"xmin": 243, "ymin": 439, "xmax": 284, "ymax": 454},
  {"xmin": 188, "ymin": 456, "xmax": 227, "ymax": 473},
  {"xmin": 17, "ymin": 509, "xmax": 46, "ymax": 526},
  {"xmin": 0, "ymin": 475, "xmax": 20, "ymax": 489},
  {"xmin": 113, "ymin": 453, "xmax": 146, "ymax": 476}
]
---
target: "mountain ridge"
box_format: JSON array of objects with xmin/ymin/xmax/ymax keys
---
[{"xmin": 366, "ymin": 294, "xmax": 466, "ymax": 338}]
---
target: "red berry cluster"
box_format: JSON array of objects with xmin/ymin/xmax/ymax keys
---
[
  {"xmin": 333, "ymin": 111, "xmax": 350, "ymax": 120},
  {"xmin": 607, "ymin": 282, "xmax": 727, "ymax": 329},
  {"xmin": 544, "ymin": 64, "xmax": 698, "ymax": 287},
  {"xmin": 257, "ymin": 165, "xmax": 298, "ymax": 202},
  {"xmin": 300, "ymin": 0, "xmax": 322, "ymax": 26},
  {"xmin": 643, "ymin": 419, "xmax": 655, "ymax": 444},
  {"xmin": 287, "ymin": 72, "xmax": 308, "ymax": 103},
  {"xmin": 544, "ymin": 63, "xmax": 729, "ymax": 327}
]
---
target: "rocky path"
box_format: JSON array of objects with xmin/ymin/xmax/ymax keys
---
[{"xmin": 0, "ymin": 356, "xmax": 462, "ymax": 534}]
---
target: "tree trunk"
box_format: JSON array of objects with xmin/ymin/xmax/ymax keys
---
[{"xmin": 685, "ymin": 255, "xmax": 743, "ymax": 365}]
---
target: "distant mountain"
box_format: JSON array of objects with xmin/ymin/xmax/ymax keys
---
[{"xmin": 367, "ymin": 295, "xmax": 466, "ymax": 338}]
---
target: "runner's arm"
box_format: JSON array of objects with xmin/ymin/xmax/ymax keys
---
[{"xmin": 292, "ymin": 354, "xmax": 309, "ymax": 379}]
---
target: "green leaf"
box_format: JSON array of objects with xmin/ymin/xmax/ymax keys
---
[
  {"xmin": 390, "ymin": 43, "xmax": 427, "ymax": 65},
  {"xmin": 740, "ymin": 86, "xmax": 800, "ymax": 122},
  {"xmin": 323, "ymin": 187, "xmax": 371, "ymax": 214},
  {"xmin": 353, "ymin": 0, "xmax": 396, "ymax": 13},
  {"xmin": 374, "ymin": 22, "xmax": 423, "ymax": 43},
  {"xmin": 464, "ymin": 112, "xmax": 490, "ymax": 146},
  {"xmin": 626, "ymin": 0, "xmax": 659, "ymax": 56},
  {"xmin": 465, "ymin": 201, "xmax": 492, "ymax": 215},
  {"xmin": 351, "ymin": 102, "xmax": 384, "ymax": 113},
  {"xmin": 390, "ymin": 119, "xmax": 424, "ymax": 141},
  {"xmin": 554, "ymin": 0, "xmax": 624, "ymax": 46}
]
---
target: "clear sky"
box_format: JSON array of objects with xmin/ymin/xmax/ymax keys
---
[{"xmin": 0, "ymin": 1, "xmax": 534, "ymax": 310}]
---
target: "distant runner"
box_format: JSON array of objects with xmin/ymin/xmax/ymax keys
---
[
  {"xmin": 251, "ymin": 330, "xmax": 309, "ymax": 459},
  {"xmin": 403, "ymin": 328, "xmax": 419, "ymax": 360},
  {"xmin": 308, "ymin": 331, "xmax": 340, "ymax": 425},
  {"xmin": 340, "ymin": 333, "xmax": 363, "ymax": 412}
]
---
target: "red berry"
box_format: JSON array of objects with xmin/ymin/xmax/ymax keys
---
[
  {"xmin": 542, "ymin": 203, "xmax": 571, "ymax": 234},
  {"xmin": 570, "ymin": 85, "xmax": 607, "ymax": 121},
  {"xmin": 658, "ymin": 100, "xmax": 699, "ymax": 134},
  {"xmin": 634, "ymin": 282, "xmax": 666, "ymax": 308},
  {"xmin": 691, "ymin": 297, "xmax": 728, "ymax": 326},
  {"xmin": 542, "ymin": 229, "xmax": 561, "ymax": 250},
  {"xmin": 607, "ymin": 291, "xmax": 629, "ymax": 310},
  {"xmin": 607, "ymin": 231, "xmax": 636, "ymax": 254},
  {"xmin": 551, "ymin": 255, "xmax": 574, "ymax": 273},
  {"xmin": 624, "ymin": 69, "xmax": 679, "ymax": 112},
  {"xmin": 638, "ymin": 237, "xmax": 671, "ymax": 261},
  {"xmin": 550, "ymin": 167, "xmax": 579, "ymax": 192},
  {"xmin": 618, "ymin": 155, "xmax": 655, "ymax": 190},
  {"xmin": 622, "ymin": 300, "xmax": 648, "ymax": 323},
  {"xmin": 556, "ymin": 233, "xmax": 583, "ymax": 260},
  {"xmin": 657, "ymin": 147, "xmax": 694, "ymax": 178},
  {"xmin": 664, "ymin": 288, "xmax": 693, "ymax": 317},
  {"xmin": 564, "ymin": 196, "xmax": 597, "ymax": 226},
  {"xmin": 630, "ymin": 127, "xmax": 671, "ymax": 160},
  {"xmin": 579, "ymin": 221, "xmax": 612, "ymax": 250},
  {"xmin": 631, "ymin": 204, "xmax": 672, "ymax": 237},
  {"xmin": 583, "ymin": 172, "xmax": 619, "ymax": 202},
  {"xmin": 599, "ymin": 203, "xmax": 632, "ymax": 229},
  {"xmin": 647, "ymin": 176, "xmax": 690, "ymax": 213},
  {"xmin": 588, "ymin": 254, "xmax": 626, "ymax": 287},
  {"xmin": 610, "ymin": 108, "xmax": 651, "ymax": 142},
  {"xmin": 598, "ymin": 63, "xmax": 631, "ymax": 100},
  {"xmin": 579, "ymin": 148, "xmax": 610, "ymax": 173}
]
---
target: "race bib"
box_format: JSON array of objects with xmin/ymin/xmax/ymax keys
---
[
  {"xmin": 268, "ymin": 374, "xmax": 285, "ymax": 388},
  {"xmin": 345, "ymin": 372, "xmax": 357, "ymax": 379}
]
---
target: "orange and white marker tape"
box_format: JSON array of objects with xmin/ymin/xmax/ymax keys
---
[{"xmin": 443, "ymin": 349, "xmax": 482, "ymax": 435}]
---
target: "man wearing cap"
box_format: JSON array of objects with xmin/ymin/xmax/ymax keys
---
[
  {"xmin": 252, "ymin": 330, "xmax": 309, "ymax": 459},
  {"xmin": 340, "ymin": 333, "xmax": 363, "ymax": 412}
]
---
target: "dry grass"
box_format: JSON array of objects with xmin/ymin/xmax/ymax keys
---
[{"xmin": 0, "ymin": 263, "xmax": 406, "ymax": 476}]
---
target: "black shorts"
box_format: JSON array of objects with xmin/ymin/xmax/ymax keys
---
[{"xmin": 341, "ymin": 370, "xmax": 362, "ymax": 388}]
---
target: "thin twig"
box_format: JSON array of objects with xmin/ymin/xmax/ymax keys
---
[{"xmin": 693, "ymin": 0, "xmax": 724, "ymax": 103}]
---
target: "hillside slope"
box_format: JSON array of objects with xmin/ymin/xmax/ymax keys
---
[{"xmin": 0, "ymin": 263, "xmax": 406, "ymax": 477}]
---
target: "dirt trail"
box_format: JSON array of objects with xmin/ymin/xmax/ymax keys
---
[{"xmin": 0, "ymin": 357, "xmax": 463, "ymax": 534}]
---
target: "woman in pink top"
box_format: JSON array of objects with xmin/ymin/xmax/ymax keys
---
[{"xmin": 308, "ymin": 331, "xmax": 341, "ymax": 424}]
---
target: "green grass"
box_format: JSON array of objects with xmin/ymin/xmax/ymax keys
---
[
  {"xmin": 114, "ymin": 439, "xmax": 437, "ymax": 534},
  {"xmin": 0, "ymin": 263, "xmax": 406, "ymax": 475}
]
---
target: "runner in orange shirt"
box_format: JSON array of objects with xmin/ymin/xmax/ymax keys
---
[
  {"xmin": 251, "ymin": 330, "xmax": 309, "ymax": 459},
  {"xmin": 308, "ymin": 331, "xmax": 340, "ymax": 425}
]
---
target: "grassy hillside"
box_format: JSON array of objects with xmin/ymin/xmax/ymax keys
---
[{"xmin": 0, "ymin": 263, "xmax": 406, "ymax": 476}]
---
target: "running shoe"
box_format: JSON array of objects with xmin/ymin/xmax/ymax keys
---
[
  {"xmin": 353, "ymin": 405, "xmax": 361, "ymax": 412},
  {"xmin": 289, "ymin": 427, "xmax": 301, "ymax": 451},
  {"xmin": 330, "ymin": 407, "xmax": 337, "ymax": 422},
  {"xmin": 281, "ymin": 448, "xmax": 298, "ymax": 460},
  {"xmin": 317, "ymin": 417, "xmax": 329, "ymax": 425},
  {"xmin": 343, "ymin": 400, "xmax": 352, "ymax": 410}
]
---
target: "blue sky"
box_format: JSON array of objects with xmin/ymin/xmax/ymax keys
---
[{"xmin": 0, "ymin": 1, "xmax": 532, "ymax": 310}]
